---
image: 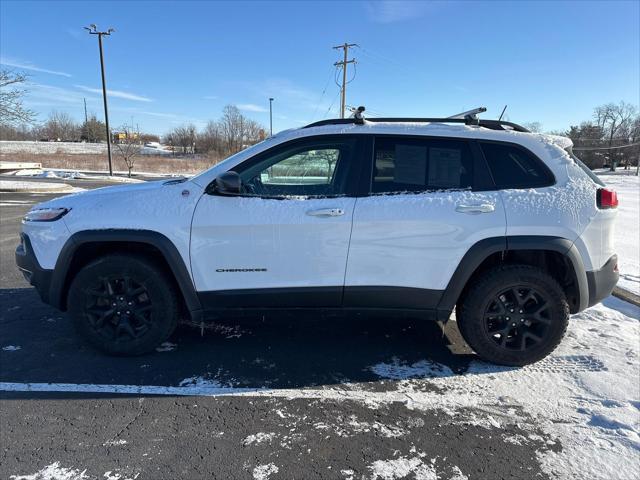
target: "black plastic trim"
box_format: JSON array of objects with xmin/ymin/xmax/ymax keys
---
[
  {"xmin": 437, "ymin": 235, "xmax": 590, "ymax": 319},
  {"xmin": 199, "ymin": 286, "xmax": 441, "ymax": 320},
  {"xmin": 51, "ymin": 230, "xmax": 203, "ymax": 321},
  {"xmin": 586, "ymin": 255, "xmax": 619, "ymax": 307},
  {"xmin": 343, "ymin": 286, "xmax": 442, "ymax": 310},
  {"xmin": 199, "ymin": 286, "xmax": 342, "ymax": 309},
  {"xmin": 15, "ymin": 234, "xmax": 54, "ymax": 304},
  {"xmin": 437, "ymin": 237, "xmax": 507, "ymax": 319}
]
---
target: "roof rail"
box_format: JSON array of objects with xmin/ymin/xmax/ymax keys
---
[{"xmin": 303, "ymin": 117, "xmax": 530, "ymax": 133}]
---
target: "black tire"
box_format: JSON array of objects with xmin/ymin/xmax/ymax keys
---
[
  {"xmin": 67, "ymin": 254, "xmax": 179, "ymax": 356},
  {"xmin": 456, "ymin": 265, "xmax": 569, "ymax": 366}
]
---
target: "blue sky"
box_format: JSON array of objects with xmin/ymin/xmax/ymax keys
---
[{"xmin": 1, "ymin": 0, "xmax": 638, "ymax": 135}]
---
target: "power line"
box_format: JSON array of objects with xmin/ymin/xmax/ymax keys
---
[
  {"xmin": 310, "ymin": 66, "xmax": 337, "ymax": 122},
  {"xmin": 324, "ymin": 90, "xmax": 341, "ymax": 118},
  {"xmin": 333, "ymin": 43, "xmax": 357, "ymax": 119},
  {"xmin": 357, "ymin": 47, "xmax": 415, "ymax": 75},
  {"xmin": 573, "ymin": 142, "xmax": 640, "ymax": 151}
]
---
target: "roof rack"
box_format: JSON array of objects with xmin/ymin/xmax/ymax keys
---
[{"xmin": 304, "ymin": 106, "xmax": 530, "ymax": 133}]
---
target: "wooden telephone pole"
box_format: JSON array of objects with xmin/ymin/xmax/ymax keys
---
[{"xmin": 333, "ymin": 43, "xmax": 357, "ymax": 119}]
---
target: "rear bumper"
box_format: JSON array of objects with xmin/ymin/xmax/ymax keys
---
[
  {"xmin": 15, "ymin": 233, "xmax": 55, "ymax": 306},
  {"xmin": 586, "ymin": 254, "xmax": 619, "ymax": 308}
]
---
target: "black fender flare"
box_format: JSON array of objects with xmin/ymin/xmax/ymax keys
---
[
  {"xmin": 436, "ymin": 236, "xmax": 588, "ymax": 320},
  {"xmin": 50, "ymin": 229, "xmax": 203, "ymax": 321}
]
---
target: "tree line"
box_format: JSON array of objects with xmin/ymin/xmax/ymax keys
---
[
  {"xmin": 162, "ymin": 105, "xmax": 266, "ymax": 158},
  {"xmin": 1, "ymin": 69, "xmax": 637, "ymax": 170},
  {"xmin": 526, "ymin": 101, "xmax": 639, "ymax": 171}
]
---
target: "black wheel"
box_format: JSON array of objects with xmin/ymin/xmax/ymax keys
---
[
  {"xmin": 456, "ymin": 265, "xmax": 569, "ymax": 366},
  {"xmin": 67, "ymin": 254, "xmax": 179, "ymax": 356}
]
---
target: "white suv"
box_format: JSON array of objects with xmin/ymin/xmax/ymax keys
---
[{"xmin": 15, "ymin": 114, "xmax": 620, "ymax": 365}]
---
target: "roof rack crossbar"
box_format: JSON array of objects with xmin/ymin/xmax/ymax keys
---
[{"xmin": 303, "ymin": 117, "xmax": 530, "ymax": 133}]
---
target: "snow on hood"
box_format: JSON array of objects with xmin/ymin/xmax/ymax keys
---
[{"xmin": 34, "ymin": 179, "xmax": 171, "ymax": 210}]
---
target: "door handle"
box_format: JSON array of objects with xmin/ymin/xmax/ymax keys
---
[
  {"xmin": 455, "ymin": 203, "xmax": 495, "ymax": 214},
  {"xmin": 306, "ymin": 208, "xmax": 345, "ymax": 217}
]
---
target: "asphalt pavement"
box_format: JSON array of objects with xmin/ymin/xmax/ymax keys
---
[{"xmin": 0, "ymin": 181, "xmax": 554, "ymax": 480}]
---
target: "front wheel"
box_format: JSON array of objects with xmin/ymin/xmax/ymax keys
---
[
  {"xmin": 67, "ymin": 254, "xmax": 179, "ymax": 356},
  {"xmin": 456, "ymin": 265, "xmax": 569, "ymax": 366}
]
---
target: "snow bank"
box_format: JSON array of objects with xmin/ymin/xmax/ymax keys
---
[
  {"xmin": 597, "ymin": 170, "xmax": 639, "ymax": 295},
  {"xmin": 0, "ymin": 180, "xmax": 85, "ymax": 193},
  {"xmin": 0, "ymin": 140, "xmax": 107, "ymax": 155}
]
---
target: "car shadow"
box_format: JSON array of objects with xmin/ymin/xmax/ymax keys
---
[{"xmin": 0, "ymin": 287, "xmax": 514, "ymax": 395}]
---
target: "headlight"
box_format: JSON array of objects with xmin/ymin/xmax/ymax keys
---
[{"xmin": 23, "ymin": 207, "xmax": 70, "ymax": 222}]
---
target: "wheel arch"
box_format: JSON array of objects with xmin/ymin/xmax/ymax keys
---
[
  {"xmin": 50, "ymin": 229, "xmax": 202, "ymax": 321},
  {"xmin": 437, "ymin": 236, "xmax": 589, "ymax": 320}
]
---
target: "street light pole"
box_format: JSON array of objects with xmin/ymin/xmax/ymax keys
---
[
  {"xmin": 85, "ymin": 24, "xmax": 115, "ymax": 176},
  {"xmin": 269, "ymin": 97, "xmax": 274, "ymax": 136}
]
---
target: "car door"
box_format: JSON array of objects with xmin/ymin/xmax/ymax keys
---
[
  {"xmin": 190, "ymin": 135, "xmax": 364, "ymax": 308},
  {"xmin": 344, "ymin": 135, "xmax": 506, "ymax": 310}
]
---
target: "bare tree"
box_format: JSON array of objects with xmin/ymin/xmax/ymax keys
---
[
  {"xmin": 0, "ymin": 69, "xmax": 35, "ymax": 127},
  {"xmin": 522, "ymin": 121, "xmax": 543, "ymax": 133},
  {"xmin": 165, "ymin": 124, "xmax": 197, "ymax": 154},
  {"xmin": 218, "ymin": 105, "xmax": 265, "ymax": 155},
  {"xmin": 594, "ymin": 102, "xmax": 637, "ymax": 171},
  {"xmin": 197, "ymin": 120, "xmax": 223, "ymax": 156},
  {"xmin": 43, "ymin": 110, "xmax": 79, "ymax": 141},
  {"xmin": 114, "ymin": 125, "xmax": 141, "ymax": 177}
]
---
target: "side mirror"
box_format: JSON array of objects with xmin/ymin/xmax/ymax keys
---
[{"xmin": 207, "ymin": 171, "xmax": 242, "ymax": 195}]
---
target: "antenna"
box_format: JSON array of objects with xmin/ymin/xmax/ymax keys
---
[{"xmin": 498, "ymin": 105, "xmax": 508, "ymax": 121}]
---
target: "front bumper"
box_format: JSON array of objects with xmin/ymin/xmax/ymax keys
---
[
  {"xmin": 15, "ymin": 233, "xmax": 54, "ymax": 305},
  {"xmin": 586, "ymin": 254, "xmax": 619, "ymax": 308}
]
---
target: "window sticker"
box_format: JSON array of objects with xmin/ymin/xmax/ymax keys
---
[
  {"xmin": 428, "ymin": 147, "xmax": 461, "ymax": 188},
  {"xmin": 393, "ymin": 144, "xmax": 427, "ymax": 185}
]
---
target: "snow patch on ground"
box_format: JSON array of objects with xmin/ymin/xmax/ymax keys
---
[
  {"xmin": 313, "ymin": 415, "xmax": 408, "ymax": 438},
  {"xmin": 102, "ymin": 439, "xmax": 127, "ymax": 446},
  {"xmin": 368, "ymin": 357, "xmax": 454, "ymax": 379},
  {"xmin": 241, "ymin": 432, "xmax": 276, "ymax": 446},
  {"xmin": 154, "ymin": 342, "xmax": 176, "ymax": 352},
  {"xmin": 179, "ymin": 369, "xmax": 236, "ymax": 389},
  {"xmin": 367, "ymin": 455, "xmax": 437, "ymax": 480},
  {"xmin": 252, "ymin": 463, "xmax": 278, "ymax": 480},
  {"xmin": 9, "ymin": 462, "xmax": 88, "ymax": 480},
  {"xmin": 2, "ymin": 345, "xmax": 21, "ymax": 351}
]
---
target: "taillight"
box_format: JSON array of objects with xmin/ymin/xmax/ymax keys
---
[{"xmin": 597, "ymin": 188, "xmax": 618, "ymax": 209}]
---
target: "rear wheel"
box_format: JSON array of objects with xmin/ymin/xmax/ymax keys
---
[
  {"xmin": 67, "ymin": 254, "xmax": 178, "ymax": 356},
  {"xmin": 456, "ymin": 265, "xmax": 569, "ymax": 366}
]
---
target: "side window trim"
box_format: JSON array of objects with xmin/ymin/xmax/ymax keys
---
[
  {"xmin": 230, "ymin": 135, "xmax": 365, "ymax": 198},
  {"xmin": 470, "ymin": 140, "xmax": 496, "ymax": 191},
  {"xmin": 478, "ymin": 139, "xmax": 556, "ymax": 189}
]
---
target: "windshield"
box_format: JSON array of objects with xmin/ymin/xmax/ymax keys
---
[{"xmin": 566, "ymin": 148, "xmax": 605, "ymax": 186}]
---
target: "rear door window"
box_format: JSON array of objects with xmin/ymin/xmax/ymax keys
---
[
  {"xmin": 372, "ymin": 137, "xmax": 474, "ymax": 193},
  {"xmin": 480, "ymin": 142, "xmax": 554, "ymax": 189}
]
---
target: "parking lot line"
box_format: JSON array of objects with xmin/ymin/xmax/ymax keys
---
[{"xmin": 0, "ymin": 381, "xmax": 259, "ymax": 397}]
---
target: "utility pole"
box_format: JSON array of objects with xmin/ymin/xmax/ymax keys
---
[
  {"xmin": 333, "ymin": 43, "xmax": 357, "ymax": 119},
  {"xmin": 85, "ymin": 24, "xmax": 115, "ymax": 176},
  {"xmin": 83, "ymin": 98, "xmax": 88, "ymax": 124},
  {"xmin": 269, "ymin": 97, "xmax": 274, "ymax": 136}
]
